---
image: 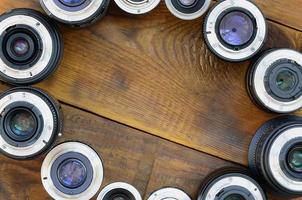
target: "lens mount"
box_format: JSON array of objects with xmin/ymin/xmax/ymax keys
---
[
  {"xmin": 165, "ymin": 0, "xmax": 211, "ymax": 20},
  {"xmin": 204, "ymin": 0, "xmax": 267, "ymax": 62},
  {"xmin": 41, "ymin": 142, "xmax": 103, "ymax": 200},
  {"xmin": 247, "ymin": 49, "xmax": 302, "ymax": 113},
  {"xmin": 114, "ymin": 0, "xmax": 160, "ymax": 14},
  {"xmin": 98, "ymin": 182, "xmax": 142, "ymax": 200},
  {"xmin": 0, "ymin": 8, "xmax": 63, "ymax": 85},
  {"xmin": 198, "ymin": 168, "xmax": 266, "ymax": 200},
  {"xmin": 248, "ymin": 115, "xmax": 302, "ymax": 197},
  {"xmin": 40, "ymin": 0, "xmax": 110, "ymax": 27},
  {"xmin": 0, "ymin": 87, "xmax": 62, "ymax": 159},
  {"xmin": 147, "ymin": 188, "xmax": 191, "ymax": 200}
]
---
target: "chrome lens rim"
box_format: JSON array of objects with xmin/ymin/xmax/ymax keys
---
[
  {"xmin": 165, "ymin": 0, "xmax": 211, "ymax": 20},
  {"xmin": 0, "ymin": 15, "xmax": 53, "ymax": 80},
  {"xmin": 114, "ymin": 0, "xmax": 160, "ymax": 14},
  {"xmin": 147, "ymin": 187, "xmax": 191, "ymax": 200},
  {"xmin": 0, "ymin": 90, "xmax": 55, "ymax": 158},
  {"xmin": 41, "ymin": 142, "xmax": 104, "ymax": 200},
  {"xmin": 202, "ymin": 175, "xmax": 265, "ymax": 200},
  {"xmin": 40, "ymin": 0, "xmax": 105, "ymax": 23},
  {"xmin": 268, "ymin": 127, "xmax": 302, "ymax": 192},
  {"xmin": 204, "ymin": 0, "xmax": 266, "ymax": 61},
  {"xmin": 252, "ymin": 49, "xmax": 302, "ymax": 113},
  {"xmin": 97, "ymin": 182, "xmax": 142, "ymax": 200}
]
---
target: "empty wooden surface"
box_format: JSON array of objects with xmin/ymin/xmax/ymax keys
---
[{"xmin": 1, "ymin": 1, "xmax": 302, "ymax": 200}]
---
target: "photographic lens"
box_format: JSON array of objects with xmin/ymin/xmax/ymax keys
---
[
  {"xmin": 204, "ymin": 0, "xmax": 266, "ymax": 62},
  {"xmin": 0, "ymin": 8, "xmax": 63, "ymax": 85},
  {"xmin": 288, "ymin": 146, "xmax": 302, "ymax": 173},
  {"xmin": 224, "ymin": 194, "xmax": 245, "ymax": 200},
  {"xmin": 58, "ymin": 159, "xmax": 87, "ymax": 188},
  {"xmin": 248, "ymin": 115, "xmax": 302, "ymax": 197},
  {"xmin": 10, "ymin": 109, "xmax": 36, "ymax": 137},
  {"xmin": 40, "ymin": 0, "xmax": 110, "ymax": 27},
  {"xmin": 98, "ymin": 182, "xmax": 142, "ymax": 200},
  {"xmin": 198, "ymin": 168, "xmax": 266, "ymax": 200},
  {"xmin": 42, "ymin": 142, "xmax": 104, "ymax": 200},
  {"xmin": 0, "ymin": 87, "xmax": 62, "ymax": 159},
  {"xmin": 247, "ymin": 49, "xmax": 302, "ymax": 113},
  {"xmin": 276, "ymin": 70, "xmax": 296, "ymax": 92},
  {"xmin": 11, "ymin": 38, "xmax": 30, "ymax": 56},
  {"xmin": 219, "ymin": 11, "xmax": 254, "ymax": 47},
  {"xmin": 165, "ymin": 0, "xmax": 211, "ymax": 20},
  {"xmin": 114, "ymin": 0, "xmax": 160, "ymax": 15}
]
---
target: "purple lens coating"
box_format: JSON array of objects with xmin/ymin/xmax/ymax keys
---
[
  {"xmin": 219, "ymin": 11, "xmax": 254, "ymax": 46},
  {"xmin": 12, "ymin": 38, "xmax": 29, "ymax": 56},
  {"xmin": 58, "ymin": 159, "xmax": 87, "ymax": 188},
  {"xmin": 179, "ymin": 0, "xmax": 196, "ymax": 7},
  {"xmin": 60, "ymin": 0, "xmax": 85, "ymax": 6}
]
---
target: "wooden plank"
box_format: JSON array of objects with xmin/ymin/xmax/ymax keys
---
[
  {"xmin": 1, "ymin": 102, "xmax": 301, "ymax": 200},
  {"xmin": 255, "ymin": 0, "xmax": 302, "ymax": 31},
  {"xmin": 1, "ymin": 1, "xmax": 302, "ymax": 165},
  {"xmin": 0, "ymin": 102, "xmax": 237, "ymax": 199}
]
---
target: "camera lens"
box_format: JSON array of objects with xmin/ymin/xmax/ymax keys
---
[
  {"xmin": 11, "ymin": 38, "xmax": 30, "ymax": 57},
  {"xmin": 114, "ymin": 0, "xmax": 160, "ymax": 15},
  {"xmin": 248, "ymin": 115, "xmax": 302, "ymax": 197},
  {"xmin": 9, "ymin": 108, "xmax": 37, "ymax": 140},
  {"xmin": 98, "ymin": 182, "xmax": 141, "ymax": 200},
  {"xmin": 57, "ymin": 159, "xmax": 87, "ymax": 188},
  {"xmin": 147, "ymin": 187, "xmax": 191, "ymax": 200},
  {"xmin": 165, "ymin": 0, "xmax": 211, "ymax": 20},
  {"xmin": 0, "ymin": 87, "xmax": 62, "ymax": 159},
  {"xmin": 288, "ymin": 146, "xmax": 302, "ymax": 173},
  {"xmin": 247, "ymin": 49, "xmax": 302, "ymax": 113},
  {"xmin": 0, "ymin": 9, "xmax": 63, "ymax": 85},
  {"xmin": 204, "ymin": 0, "xmax": 267, "ymax": 62},
  {"xmin": 41, "ymin": 142, "xmax": 104, "ymax": 200},
  {"xmin": 198, "ymin": 168, "xmax": 266, "ymax": 200},
  {"xmin": 40, "ymin": 0, "xmax": 110, "ymax": 27},
  {"xmin": 219, "ymin": 11, "xmax": 254, "ymax": 46}
]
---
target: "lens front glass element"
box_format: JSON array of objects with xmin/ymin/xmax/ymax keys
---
[
  {"xmin": 57, "ymin": 159, "xmax": 87, "ymax": 188},
  {"xmin": 276, "ymin": 70, "xmax": 296, "ymax": 92},
  {"xmin": 224, "ymin": 194, "xmax": 246, "ymax": 200},
  {"xmin": 288, "ymin": 146, "xmax": 302, "ymax": 173},
  {"xmin": 219, "ymin": 11, "xmax": 254, "ymax": 47},
  {"xmin": 9, "ymin": 109, "xmax": 36, "ymax": 138}
]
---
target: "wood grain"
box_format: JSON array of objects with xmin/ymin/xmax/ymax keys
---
[
  {"xmin": 1, "ymin": 1, "xmax": 302, "ymax": 165},
  {"xmin": 1, "ymin": 99, "xmax": 301, "ymax": 200},
  {"xmin": 0, "ymin": 102, "xmax": 237, "ymax": 200},
  {"xmin": 254, "ymin": 0, "xmax": 302, "ymax": 31}
]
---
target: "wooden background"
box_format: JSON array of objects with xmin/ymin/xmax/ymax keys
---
[{"xmin": 1, "ymin": 0, "xmax": 302, "ymax": 199}]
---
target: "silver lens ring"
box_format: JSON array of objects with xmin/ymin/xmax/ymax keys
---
[
  {"xmin": 201, "ymin": 175, "xmax": 265, "ymax": 200},
  {"xmin": 0, "ymin": 12, "xmax": 55, "ymax": 82},
  {"xmin": 251, "ymin": 49, "xmax": 302, "ymax": 113},
  {"xmin": 268, "ymin": 127, "xmax": 302, "ymax": 192},
  {"xmin": 0, "ymin": 87, "xmax": 61, "ymax": 159},
  {"xmin": 114, "ymin": 0, "xmax": 160, "ymax": 14},
  {"xmin": 40, "ymin": 0, "xmax": 109, "ymax": 26},
  {"xmin": 97, "ymin": 182, "xmax": 142, "ymax": 200},
  {"xmin": 147, "ymin": 187, "xmax": 191, "ymax": 200},
  {"xmin": 204, "ymin": 0, "xmax": 267, "ymax": 62},
  {"xmin": 165, "ymin": 0, "xmax": 211, "ymax": 20},
  {"xmin": 41, "ymin": 142, "xmax": 104, "ymax": 200}
]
